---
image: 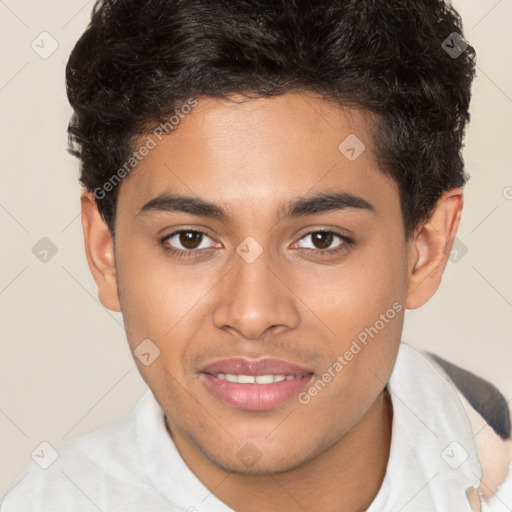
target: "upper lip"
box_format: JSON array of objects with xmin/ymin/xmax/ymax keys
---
[{"xmin": 199, "ymin": 357, "xmax": 314, "ymax": 376}]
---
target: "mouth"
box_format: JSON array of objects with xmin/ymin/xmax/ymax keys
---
[
  {"xmin": 211, "ymin": 373, "xmax": 304, "ymax": 384},
  {"xmin": 198, "ymin": 357, "xmax": 315, "ymax": 411}
]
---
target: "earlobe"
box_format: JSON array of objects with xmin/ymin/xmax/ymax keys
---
[
  {"xmin": 80, "ymin": 191, "xmax": 121, "ymax": 312},
  {"xmin": 405, "ymin": 189, "xmax": 464, "ymax": 310}
]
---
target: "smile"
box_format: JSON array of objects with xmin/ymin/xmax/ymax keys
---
[
  {"xmin": 200, "ymin": 372, "xmax": 314, "ymax": 411},
  {"xmin": 214, "ymin": 373, "xmax": 301, "ymax": 384}
]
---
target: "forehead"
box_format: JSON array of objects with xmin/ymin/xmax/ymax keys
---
[{"xmin": 117, "ymin": 92, "xmax": 399, "ymax": 220}]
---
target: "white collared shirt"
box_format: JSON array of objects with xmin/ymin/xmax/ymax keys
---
[{"xmin": 1, "ymin": 343, "xmax": 509, "ymax": 511}]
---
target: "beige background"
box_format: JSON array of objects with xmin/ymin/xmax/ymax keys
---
[{"xmin": 1, "ymin": 0, "xmax": 511, "ymax": 499}]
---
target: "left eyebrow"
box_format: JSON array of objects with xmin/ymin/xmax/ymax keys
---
[
  {"xmin": 137, "ymin": 190, "xmax": 376, "ymax": 220},
  {"xmin": 278, "ymin": 191, "xmax": 376, "ymax": 220}
]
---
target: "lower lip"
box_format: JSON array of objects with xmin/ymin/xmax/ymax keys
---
[{"xmin": 200, "ymin": 373, "xmax": 314, "ymax": 411}]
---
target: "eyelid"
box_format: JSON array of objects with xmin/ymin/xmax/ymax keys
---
[
  {"xmin": 292, "ymin": 229, "xmax": 354, "ymax": 251},
  {"xmin": 161, "ymin": 228, "xmax": 217, "ymax": 251},
  {"xmin": 159, "ymin": 227, "xmax": 354, "ymax": 258}
]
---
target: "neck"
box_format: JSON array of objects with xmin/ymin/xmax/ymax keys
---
[{"xmin": 168, "ymin": 389, "xmax": 393, "ymax": 512}]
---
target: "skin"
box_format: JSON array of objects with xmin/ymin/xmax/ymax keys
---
[{"xmin": 81, "ymin": 91, "xmax": 463, "ymax": 512}]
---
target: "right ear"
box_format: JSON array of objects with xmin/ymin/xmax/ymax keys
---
[{"xmin": 80, "ymin": 191, "xmax": 121, "ymax": 312}]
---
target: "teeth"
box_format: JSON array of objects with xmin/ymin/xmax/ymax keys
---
[
  {"xmin": 214, "ymin": 373, "xmax": 298, "ymax": 384},
  {"xmin": 238, "ymin": 374, "xmax": 255, "ymax": 384},
  {"xmin": 256, "ymin": 374, "xmax": 277, "ymax": 384}
]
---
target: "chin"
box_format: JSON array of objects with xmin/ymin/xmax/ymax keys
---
[{"xmin": 200, "ymin": 440, "xmax": 319, "ymax": 476}]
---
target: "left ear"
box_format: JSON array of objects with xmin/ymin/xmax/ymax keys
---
[{"xmin": 405, "ymin": 188, "xmax": 464, "ymax": 310}]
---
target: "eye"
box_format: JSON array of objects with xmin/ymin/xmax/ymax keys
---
[
  {"xmin": 159, "ymin": 228, "xmax": 354, "ymax": 260},
  {"xmin": 160, "ymin": 229, "xmax": 217, "ymax": 255},
  {"xmin": 294, "ymin": 230, "xmax": 354, "ymax": 255}
]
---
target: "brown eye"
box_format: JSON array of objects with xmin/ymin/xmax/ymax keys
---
[
  {"xmin": 296, "ymin": 230, "xmax": 348, "ymax": 252},
  {"xmin": 162, "ymin": 229, "xmax": 215, "ymax": 252},
  {"xmin": 179, "ymin": 231, "xmax": 204, "ymax": 250},
  {"xmin": 310, "ymin": 232, "xmax": 334, "ymax": 250}
]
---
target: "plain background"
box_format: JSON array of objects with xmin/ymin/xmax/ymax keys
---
[{"xmin": 0, "ymin": 0, "xmax": 511, "ymax": 499}]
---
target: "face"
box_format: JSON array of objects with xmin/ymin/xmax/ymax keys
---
[{"xmin": 110, "ymin": 92, "xmax": 410, "ymax": 474}]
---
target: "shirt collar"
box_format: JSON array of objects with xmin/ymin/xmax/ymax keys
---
[
  {"xmin": 135, "ymin": 390, "xmax": 235, "ymax": 511},
  {"xmin": 367, "ymin": 342, "xmax": 482, "ymax": 511}
]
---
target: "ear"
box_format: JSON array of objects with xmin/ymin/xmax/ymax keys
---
[
  {"xmin": 80, "ymin": 191, "xmax": 121, "ymax": 312},
  {"xmin": 405, "ymin": 188, "xmax": 464, "ymax": 310}
]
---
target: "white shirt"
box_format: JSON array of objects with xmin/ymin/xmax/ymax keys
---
[{"xmin": 1, "ymin": 343, "xmax": 509, "ymax": 511}]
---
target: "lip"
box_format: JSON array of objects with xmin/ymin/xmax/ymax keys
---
[
  {"xmin": 198, "ymin": 357, "xmax": 315, "ymax": 411},
  {"xmin": 200, "ymin": 373, "xmax": 314, "ymax": 411},
  {"xmin": 199, "ymin": 357, "xmax": 314, "ymax": 376}
]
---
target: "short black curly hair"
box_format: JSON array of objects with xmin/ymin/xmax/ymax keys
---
[{"xmin": 66, "ymin": 0, "xmax": 476, "ymax": 239}]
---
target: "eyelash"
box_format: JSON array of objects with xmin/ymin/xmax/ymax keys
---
[{"xmin": 159, "ymin": 229, "xmax": 354, "ymax": 259}]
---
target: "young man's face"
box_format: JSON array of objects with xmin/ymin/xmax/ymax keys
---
[{"xmin": 84, "ymin": 92, "xmax": 455, "ymax": 475}]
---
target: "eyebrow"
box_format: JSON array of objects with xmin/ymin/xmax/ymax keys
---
[{"xmin": 138, "ymin": 190, "xmax": 376, "ymax": 221}]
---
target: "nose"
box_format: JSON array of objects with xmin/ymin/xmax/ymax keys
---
[{"xmin": 212, "ymin": 244, "xmax": 300, "ymax": 340}]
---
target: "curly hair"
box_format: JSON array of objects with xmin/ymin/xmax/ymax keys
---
[{"xmin": 65, "ymin": 0, "xmax": 476, "ymax": 239}]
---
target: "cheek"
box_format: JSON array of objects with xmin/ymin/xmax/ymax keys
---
[
  {"xmin": 114, "ymin": 238, "xmax": 189, "ymax": 346},
  {"xmin": 115, "ymin": 256, "xmax": 201, "ymax": 394},
  {"xmin": 342, "ymin": 239, "xmax": 406, "ymax": 357},
  {"xmin": 114, "ymin": 239, "xmax": 220, "ymax": 380},
  {"xmin": 302, "ymin": 235, "xmax": 407, "ymax": 344},
  {"xmin": 303, "ymin": 235, "xmax": 407, "ymax": 402}
]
